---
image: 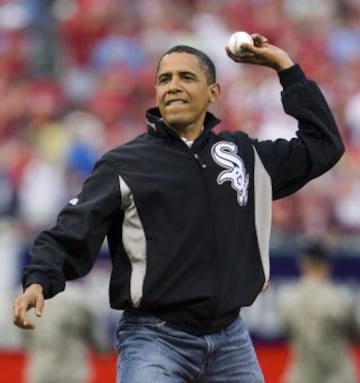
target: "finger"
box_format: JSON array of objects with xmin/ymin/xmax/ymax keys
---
[
  {"xmin": 13, "ymin": 306, "xmax": 35, "ymax": 329},
  {"xmin": 240, "ymin": 43, "xmax": 257, "ymax": 52},
  {"xmin": 13, "ymin": 296, "xmax": 34, "ymax": 328},
  {"xmin": 251, "ymin": 34, "xmax": 268, "ymax": 46},
  {"xmin": 224, "ymin": 46, "xmax": 255, "ymax": 62},
  {"xmin": 13, "ymin": 317, "xmax": 35, "ymax": 330},
  {"xmin": 35, "ymin": 295, "xmax": 45, "ymax": 317},
  {"xmin": 13, "ymin": 297, "xmax": 25, "ymax": 323},
  {"xmin": 225, "ymin": 46, "xmax": 239, "ymax": 61},
  {"xmin": 16, "ymin": 306, "xmax": 32, "ymax": 328},
  {"xmin": 240, "ymin": 43, "xmax": 260, "ymax": 54},
  {"xmin": 13, "ymin": 306, "xmax": 36, "ymax": 329}
]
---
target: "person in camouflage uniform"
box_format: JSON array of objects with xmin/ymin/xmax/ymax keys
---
[
  {"xmin": 22, "ymin": 282, "xmax": 110, "ymax": 383},
  {"xmin": 278, "ymin": 242, "xmax": 360, "ymax": 383}
]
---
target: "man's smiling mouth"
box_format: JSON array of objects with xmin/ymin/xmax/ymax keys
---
[{"xmin": 166, "ymin": 99, "xmax": 188, "ymax": 106}]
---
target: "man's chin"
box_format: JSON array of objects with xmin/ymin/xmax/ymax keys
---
[{"xmin": 162, "ymin": 118, "xmax": 188, "ymax": 131}]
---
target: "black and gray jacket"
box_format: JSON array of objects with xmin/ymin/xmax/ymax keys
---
[{"xmin": 23, "ymin": 65, "xmax": 344, "ymax": 334}]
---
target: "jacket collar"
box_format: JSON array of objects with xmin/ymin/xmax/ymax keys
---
[{"xmin": 145, "ymin": 107, "xmax": 221, "ymax": 139}]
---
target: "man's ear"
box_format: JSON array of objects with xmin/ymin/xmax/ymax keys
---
[{"xmin": 209, "ymin": 83, "xmax": 221, "ymax": 103}]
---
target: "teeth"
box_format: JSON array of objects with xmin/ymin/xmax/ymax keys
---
[{"xmin": 167, "ymin": 100, "xmax": 185, "ymax": 105}]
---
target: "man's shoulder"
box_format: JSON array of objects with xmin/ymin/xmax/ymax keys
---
[
  {"xmin": 215, "ymin": 129, "xmax": 251, "ymax": 142},
  {"xmin": 103, "ymin": 133, "xmax": 150, "ymax": 157}
]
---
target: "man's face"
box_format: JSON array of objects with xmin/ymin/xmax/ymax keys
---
[{"xmin": 155, "ymin": 52, "xmax": 219, "ymax": 135}]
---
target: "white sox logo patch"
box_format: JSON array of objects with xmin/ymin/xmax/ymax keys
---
[{"xmin": 211, "ymin": 141, "xmax": 249, "ymax": 206}]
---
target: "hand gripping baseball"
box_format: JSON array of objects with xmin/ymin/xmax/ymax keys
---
[{"xmin": 225, "ymin": 33, "xmax": 294, "ymax": 71}]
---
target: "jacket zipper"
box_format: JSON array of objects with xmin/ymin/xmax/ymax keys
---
[
  {"xmin": 192, "ymin": 150, "xmax": 221, "ymax": 333},
  {"xmin": 194, "ymin": 153, "xmax": 207, "ymax": 168}
]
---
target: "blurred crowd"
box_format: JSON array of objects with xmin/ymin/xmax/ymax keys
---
[{"xmin": 1, "ymin": 0, "xmax": 360, "ymax": 253}]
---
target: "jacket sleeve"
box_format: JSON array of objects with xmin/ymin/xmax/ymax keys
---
[
  {"xmin": 252, "ymin": 64, "xmax": 345, "ymax": 200},
  {"xmin": 23, "ymin": 157, "xmax": 121, "ymax": 298}
]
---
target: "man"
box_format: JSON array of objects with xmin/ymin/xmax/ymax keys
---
[
  {"xmin": 278, "ymin": 242, "xmax": 360, "ymax": 383},
  {"xmin": 13, "ymin": 34, "xmax": 344, "ymax": 382}
]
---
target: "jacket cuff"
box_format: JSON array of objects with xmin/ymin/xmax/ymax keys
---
[
  {"xmin": 278, "ymin": 64, "xmax": 307, "ymax": 90},
  {"xmin": 23, "ymin": 272, "xmax": 50, "ymax": 297}
]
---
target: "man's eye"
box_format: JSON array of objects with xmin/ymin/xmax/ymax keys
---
[{"xmin": 158, "ymin": 77, "xmax": 169, "ymax": 84}]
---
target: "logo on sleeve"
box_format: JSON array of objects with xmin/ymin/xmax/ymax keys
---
[
  {"xmin": 211, "ymin": 141, "xmax": 249, "ymax": 206},
  {"xmin": 69, "ymin": 197, "xmax": 79, "ymax": 206}
]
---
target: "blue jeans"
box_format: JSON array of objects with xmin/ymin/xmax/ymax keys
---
[{"xmin": 115, "ymin": 312, "xmax": 264, "ymax": 383}]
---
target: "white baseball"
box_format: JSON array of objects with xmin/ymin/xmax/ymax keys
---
[{"xmin": 228, "ymin": 31, "xmax": 254, "ymax": 55}]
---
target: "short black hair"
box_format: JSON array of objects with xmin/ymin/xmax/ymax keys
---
[
  {"xmin": 157, "ymin": 45, "xmax": 216, "ymax": 84},
  {"xmin": 301, "ymin": 241, "xmax": 330, "ymax": 264}
]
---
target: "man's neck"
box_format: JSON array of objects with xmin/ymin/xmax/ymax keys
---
[
  {"xmin": 161, "ymin": 118, "xmax": 204, "ymax": 141},
  {"xmin": 179, "ymin": 125, "xmax": 204, "ymax": 141}
]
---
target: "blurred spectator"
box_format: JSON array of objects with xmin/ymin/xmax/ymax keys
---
[
  {"xmin": 278, "ymin": 241, "xmax": 360, "ymax": 383},
  {"xmin": 326, "ymin": 1, "xmax": 360, "ymax": 66},
  {"xmin": 0, "ymin": 220, "xmax": 23, "ymax": 348},
  {"xmin": 332, "ymin": 148, "xmax": 360, "ymax": 232},
  {"xmin": 283, "ymin": 0, "xmax": 336, "ymax": 23},
  {"xmin": 57, "ymin": 0, "xmax": 116, "ymax": 66},
  {"xmin": 0, "ymin": 1, "xmax": 29, "ymax": 79},
  {"xmin": 22, "ymin": 281, "xmax": 111, "ymax": 383},
  {"xmin": 62, "ymin": 109, "xmax": 105, "ymax": 180},
  {"xmin": 17, "ymin": 152, "xmax": 68, "ymax": 227},
  {"xmin": 23, "ymin": 0, "xmax": 62, "ymax": 77},
  {"xmin": 90, "ymin": 11, "xmax": 147, "ymax": 72},
  {"xmin": 344, "ymin": 92, "xmax": 360, "ymax": 146}
]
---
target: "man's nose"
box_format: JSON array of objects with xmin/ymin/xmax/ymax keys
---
[{"xmin": 167, "ymin": 77, "xmax": 182, "ymax": 92}]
